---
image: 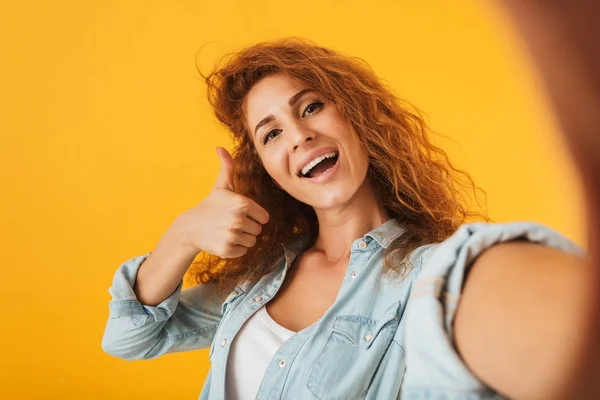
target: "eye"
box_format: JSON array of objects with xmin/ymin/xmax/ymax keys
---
[
  {"xmin": 302, "ymin": 101, "xmax": 324, "ymax": 117},
  {"xmin": 263, "ymin": 128, "xmax": 282, "ymax": 145}
]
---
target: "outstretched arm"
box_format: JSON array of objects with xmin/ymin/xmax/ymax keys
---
[
  {"xmin": 453, "ymin": 2, "xmax": 600, "ymax": 399},
  {"xmin": 497, "ymin": 0, "xmax": 600, "ymax": 201}
]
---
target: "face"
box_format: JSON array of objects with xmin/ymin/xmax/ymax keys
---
[{"xmin": 244, "ymin": 73, "xmax": 370, "ymax": 210}]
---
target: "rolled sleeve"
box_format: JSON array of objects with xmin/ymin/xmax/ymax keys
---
[
  {"xmin": 107, "ymin": 252, "xmax": 182, "ymax": 322},
  {"xmin": 102, "ymin": 252, "xmax": 226, "ymax": 360},
  {"xmin": 402, "ymin": 222, "xmax": 584, "ymax": 398}
]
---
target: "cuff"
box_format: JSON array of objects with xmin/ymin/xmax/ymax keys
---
[{"xmin": 107, "ymin": 252, "xmax": 183, "ymax": 323}]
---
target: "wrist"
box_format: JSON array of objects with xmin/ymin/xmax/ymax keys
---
[{"xmin": 161, "ymin": 222, "xmax": 201, "ymax": 260}]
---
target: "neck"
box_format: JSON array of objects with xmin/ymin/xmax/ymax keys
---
[{"xmin": 311, "ymin": 179, "xmax": 391, "ymax": 262}]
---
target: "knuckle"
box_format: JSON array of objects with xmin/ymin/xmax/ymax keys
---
[
  {"xmin": 236, "ymin": 215, "xmax": 247, "ymax": 228},
  {"xmin": 236, "ymin": 198, "xmax": 249, "ymax": 212},
  {"xmin": 222, "ymin": 243, "xmax": 235, "ymax": 255},
  {"xmin": 226, "ymin": 231, "xmax": 238, "ymax": 243}
]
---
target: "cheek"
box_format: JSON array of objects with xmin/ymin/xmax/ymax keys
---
[
  {"xmin": 341, "ymin": 132, "xmax": 368, "ymax": 165},
  {"xmin": 350, "ymin": 147, "xmax": 371, "ymax": 183},
  {"xmin": 260, "ymin": 150, "xmax": 289, "ymax": 183}
]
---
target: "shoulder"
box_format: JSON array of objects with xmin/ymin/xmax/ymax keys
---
[
  {"xmin": 413, "ymin": 221, "xmax": 583, "ymax": 277},
  {"xmin": 400, "ymin": 221, "xmax": 583, "ymax": 394}
]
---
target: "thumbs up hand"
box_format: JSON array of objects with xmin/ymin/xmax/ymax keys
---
[
  {"xmin": 214, "ymin": 146, "xmax": 236, "ymax": 192},
  {"xmin": 172, "ymin": 147, "xmax": 270, "ymax": 259}
]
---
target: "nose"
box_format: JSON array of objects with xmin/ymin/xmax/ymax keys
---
[{"xmin": 289, "ymin": 121, "xmax": 316, "ymax": 151}]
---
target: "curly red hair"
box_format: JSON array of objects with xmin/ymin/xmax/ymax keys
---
[{"xmin": 187, "ymin": 37, "xmax": 488, "ymax": 294}]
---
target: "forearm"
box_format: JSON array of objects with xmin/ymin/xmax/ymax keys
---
[
  {"xmin": 496, "ymin": 0, "xmax": 600, "ymax": 226},
  {"xmin": 134, "ymin": 219, "xmax": 200, "ymax": 307},
  {"xmin": 496, "ymin": 1, "xmax": 600, "ymax": 184},
  {"xmin": 479, "ymin": 2, "xmax": 600, "ymax": 396}
]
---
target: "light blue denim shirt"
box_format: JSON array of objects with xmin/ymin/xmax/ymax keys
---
[{"xmin": 102, "ymin": 219, "xmax": 583, "ymax": 399}]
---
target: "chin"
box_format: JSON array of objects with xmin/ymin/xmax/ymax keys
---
[{"xmin": 302, "ymin": 187, "xmax": 360, "ymax": 211}]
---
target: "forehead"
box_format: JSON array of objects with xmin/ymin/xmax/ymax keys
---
[{"xmin": 244, "ymin": 74, "xmax": 305, "ymax": 122}]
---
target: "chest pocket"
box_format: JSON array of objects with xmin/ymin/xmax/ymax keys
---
[{"xmin": 307, "ymin": 301, "xmax": 401, "ymax": 400}]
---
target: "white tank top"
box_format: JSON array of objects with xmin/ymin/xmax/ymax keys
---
[{"xmin": 225, "ymin": 305, "xmax": 296, "ymax": 400}]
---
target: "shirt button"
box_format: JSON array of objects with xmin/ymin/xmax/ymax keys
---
[
  {"xmin": 253, "ymin": 296, "xmax": 263, "ymax": 302},
  {"xmin": 351, "ymin": 271, "xmax": 357, "ymax": 279},
  {"xmin": 221, "ymin": 338, "xmax": 227, "ymax": 347},
  {"xmin": 278, "ymin": 360, "xmax": 286, "ymax": 368},
  {"xmin": 358, "ymin": 241, "xmax": 368, "ymax": 249},
  {"xmin": 365, "ymin": 333, "xmax": 373, "ymax": 341}
]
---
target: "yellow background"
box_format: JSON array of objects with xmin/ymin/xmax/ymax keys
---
[{"xmin": 0, "ymin": 0, "xmax": 586, "ymax": 399}]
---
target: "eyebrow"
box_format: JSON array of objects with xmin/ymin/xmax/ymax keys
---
[{"xmin": 253, "ymin": 89, "xmax": 314, "ymax": 138}]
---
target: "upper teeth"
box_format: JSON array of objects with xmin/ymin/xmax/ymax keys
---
[{"xmin": 301, "ymin": 151, "xmax": 338, "ymax": 176}]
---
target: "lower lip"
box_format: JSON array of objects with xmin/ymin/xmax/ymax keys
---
[{"xmin": 302, "ymin": 156, "xmax": 341, "ymax": 184}]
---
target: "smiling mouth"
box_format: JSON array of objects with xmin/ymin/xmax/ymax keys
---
[{"xmin": 299, "ymin": 151, "xmax": 339, "ymax": 178}]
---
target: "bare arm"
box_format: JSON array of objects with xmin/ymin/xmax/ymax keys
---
[
  {"xmin": 133, "ymin": 221, "xmax": 200, "ymax": 306},
  {"xmin": 496, "ymin": 0, "xmax": 600, "ymax": 194},
  {"xmin": 455, "ymin": 241, "xmax": 593, "ymax": 399},
  {"xmin": 453, "ymin": 1, "xmax": 600, "ymax": 399},
  {"xmin": 132, "ymin": 146, "xmax": 269, "ymax": 307}
]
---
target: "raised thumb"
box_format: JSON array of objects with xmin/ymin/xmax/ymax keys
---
[{"xmin": 214, "ymin": 147, "xmax": 235, "ymax": 191}]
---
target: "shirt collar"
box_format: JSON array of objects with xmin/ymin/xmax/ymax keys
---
[
  {"xmin": 364, "ymin": 217, "xmax": 406, "ymax": 249},
  {"xmin": 282, "ymin": 217, "xmax": 405, "ymax": 265},
  {"xmin": 282, "ymin": 233, "xmax": 311, "ymax": 270}
]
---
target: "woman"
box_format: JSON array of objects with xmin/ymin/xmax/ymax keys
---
[{"xmin": 102, "ymin": 1, "xmax": 600, "ymax": 399}]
